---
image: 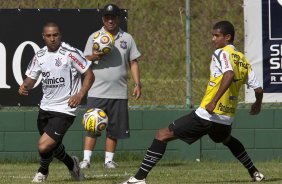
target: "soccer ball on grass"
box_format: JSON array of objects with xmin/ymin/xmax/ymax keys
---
[
  {"xmin": 92, "ymin": 31, "xmax": 115, "ymax": 54},
  {"xmin": 82, "ymin": 108, "xmax": 108, "ymax": 133}
]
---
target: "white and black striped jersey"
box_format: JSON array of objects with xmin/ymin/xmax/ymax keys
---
[{"xmin": 26, "ymin": 42, "xmax": 91, "ymax": 116}]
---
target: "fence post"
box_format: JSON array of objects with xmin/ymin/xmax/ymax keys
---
[{"xmin": 185, "ymin": 0, "xmax": 192, "ymax": 108}]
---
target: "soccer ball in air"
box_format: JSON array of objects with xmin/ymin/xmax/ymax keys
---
[
  {"xmin": 82, "ymin": 108, "xmax": 108, "ymax": 133},
  {"xmin": 92, "ymin": 31, "xmax": 115, "ymax": 54}
]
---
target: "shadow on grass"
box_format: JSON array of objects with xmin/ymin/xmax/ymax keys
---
[
  {"xmin": 51, "ymin": 177, "xmax": 125, "ymax": 183},
  {"xmin": 193, "ymin": 177, "xmax": 282, "ymax": 183},
  {"xmin": 157, "ymin": 162, "xmax": 186, "ymax": 167},
  {"xmin": 85, "ymin": 176, "xmax": 129, "ymax": 184},
  {"xmin": 263, "ymin": 178, "xmax": 282, "ymax": 182}
]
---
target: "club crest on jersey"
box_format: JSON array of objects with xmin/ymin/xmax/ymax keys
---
[
  {"xmin": 120, "ymin": 40, "xmax": 127, "ymax": 49},
  {"xmin": 55, "ymin": 57, "xmax": 62, "ymax": 67}
]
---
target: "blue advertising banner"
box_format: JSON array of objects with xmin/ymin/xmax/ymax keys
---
[
  {"xmin": 262, "ymin": 0, "xmax": 282, "ymax": 92},
  {"xmin": 244, "ymin": 0, "xmax": 282, "ymax": 102}
]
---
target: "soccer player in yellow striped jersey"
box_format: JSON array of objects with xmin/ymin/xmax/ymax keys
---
[{"xmin": 122, "ymin": 21, "xmax": 264, "ymax": 184}]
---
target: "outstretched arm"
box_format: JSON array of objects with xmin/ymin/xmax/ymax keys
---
[
  {"xmin": 249, "ymin": 87, "xmax": 263, "ymax": 115},
  {"xmin": 18, "ymin": 77, "xmax": 37, "ymax": 96}
]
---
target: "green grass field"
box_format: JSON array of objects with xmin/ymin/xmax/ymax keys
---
[{"xmin": 1, "ymin": 160, "xmax": 282, "ymax": 184}]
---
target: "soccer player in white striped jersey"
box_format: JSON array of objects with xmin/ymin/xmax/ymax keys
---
[{"xmin": 19, "ymin": 22, "xmax": 94, "ymax": 182}]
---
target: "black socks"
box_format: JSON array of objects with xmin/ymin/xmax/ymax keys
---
[
  {"xmin": 224, "ymin": 136, "xmax": 258, "ymax": 177},
  {"xmin": 135, "ymin": 139, "xmax": 167, "ymax": 180},
  {"xmin": 38, "ymin": 151, "xmax": 53, "ymax": 175},
  {"xmin": 53, "ymin": 144, "xmax": 74, "ymax": 171}
]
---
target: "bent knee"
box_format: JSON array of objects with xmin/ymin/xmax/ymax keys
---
[
  {"xmin": 222, "ymin": 135, "xmax": 231, "ymax": 145},
  {"xmin": 155, "ymin": 128, "xmax": 175, "ymax": 142},
  {"xmin": 38, "ymin": 143, "xmax": 54, "ymax": 153}
]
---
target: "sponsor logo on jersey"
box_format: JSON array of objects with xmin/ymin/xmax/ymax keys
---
[
  {"xmin": 68, "ymin": 53, "xmax": 85, "ymax": 69},
  {"xmin": 236, "ymin": 61, "xmax": 249, "ymax": 69},
  {"xmin": 232, "ymin": 54, "xmax": 249, "ymax": 69},
  {"xmin": 42, "ymin": 72, "xmax": 50, "ymax": 77},
  {"xmin": 222, "ymin": 53, "xmax": 229, "ymax": 69},
  {"xmin": 120, "ymin": 40, "xmax": 127, "ymax": 49},
  {"xmin": 217, "ymin": 102, "xmax": 235, "ymax": 113},
  {"xmin": 37, "ymin": 49, "xmax": 46, "ymax": 57},
  {"xmin": 26, "ymin": 57, "xmax": 38, "ymax": 76},
  {"xmin": 42, "ymin": 72, "xmax": 65, "ymax": 88},
  {"xmin": 59, "ymin": 48, "xmax": 66, "ymax": 55},
  {"xmin": 42, "ymin": 77, "xmax": 65, "ymax": 85},
  {"xmin": 27, "ymin": 57, "xmax": 37, "ymax": 70}
]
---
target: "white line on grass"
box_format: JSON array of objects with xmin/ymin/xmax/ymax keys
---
[
  {"xmin": 0, "ymin": 172, "xmax": 132, "ymax": 179},
  {"xmin": 0, "ymin": 176, "xmax": 31, "ymax": 179},
  {"xmin": 85, "ymin": 172, "xmax": 132, "ymax": 178}
]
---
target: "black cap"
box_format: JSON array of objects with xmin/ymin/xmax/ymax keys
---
[{"xmin": 102, "ymin": 4, "xmax": 120, "ymax": 16}]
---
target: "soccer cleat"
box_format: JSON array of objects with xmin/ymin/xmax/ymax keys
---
[
  {"xmin": 252, "ymin": 171, "xmax": 265, "ymax": 182},
  {"xmin": 104, "ymin": 161, "xmax": 118, "ymax": 169},
  {"xmin": 121, "ymin": 176, "xmax": 146, "ymax": 184},
  {"xmin": 69, "ymin": 156, "xmax": 85, "ymax": 181},
  {"xmin": 79, "ymin": 160, "xmax": 90, "ymax": 169},
  {"xmin": 32, "ymin": 172, "xmax": 48, "ymax": 182}
]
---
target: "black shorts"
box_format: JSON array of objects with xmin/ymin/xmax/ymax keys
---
[
  {"xmin": 169, "ymin": 111, "xmax": 231, "ymax": 144},
  {"xmin": 85, "ymin": 97, "xmax": 129, "ymax": 139},
  {"xmin": 37, "ymin": 109, "xmax": 75, "ymax": 143}
]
